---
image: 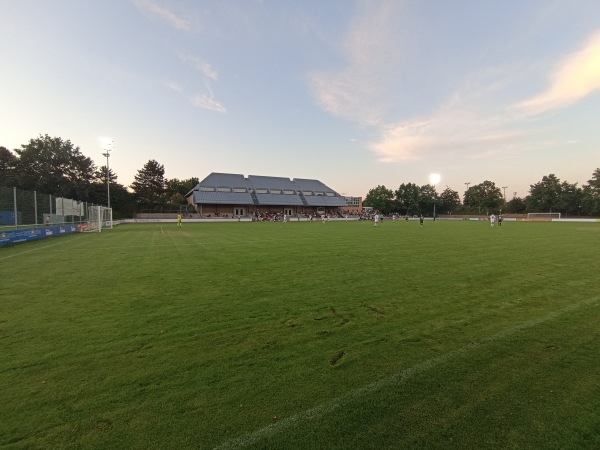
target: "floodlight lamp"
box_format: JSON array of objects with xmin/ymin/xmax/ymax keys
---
[{"xmin": 429, "ymin": 173, "xmax": 441, "ymax": 185}]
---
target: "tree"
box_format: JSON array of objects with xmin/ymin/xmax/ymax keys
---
[
  {"xmin": 94, "ymin": 166, "xmax": 118, "ymax": 185},
  {"xmin": 0, "ymin": 146, "xmax": 17, "ymax": 187},
  {"xmin": 439, "ymin": 187, "xmax": 460, "ymax": 214},
  {"xmin": 131, "ymin": 160, "xmax": 166, "ymax": 209},
  {"xmin": 581, "ymin": 168, "xmax": 600, "ymax": 216},
  {"xmin": 12, "ymin": 135, "xmax": 96, "ymax": 199},
  {"xmin": 394, "ymin": 183, "xmax": 420, "ymax": 215},
  {"xmin": 363, "ymin": 185, "xmax": 394, "ymax": 214},
  {"xmin": 418, "ymin": 184, "xmax": 438, "ymax": 216},
  {"xmin": 557, "ymin": 181, "xmax": 582, "ymax": 216},
  {"xmin": 464, "ymin": 181, "xmax": 503, "ymax": 213},
  {"xmin": 505, "ymin": 196, "xmax": 526, "ymax": 214},
  {"xmin": 165, "ymin": 177, "xmax": 199, "ymax": 204},
  {"xmin": 526, "ymin": 174, "xmax": 563, "ymax": 213},
  {"xmin": 587, "ymin": 168, "xmax": 600, "ymax": 190}
]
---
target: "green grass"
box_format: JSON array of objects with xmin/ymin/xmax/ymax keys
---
[{"xmin": 1, "ymin": 220, "xmax": 599, "ymax": 449}]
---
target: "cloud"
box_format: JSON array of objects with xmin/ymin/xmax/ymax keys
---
[
  {"xmin": 191, "ymin": 94, "xmax": 226, "ymax": 113},
  {"xmin": 310, "ymin": 2, "xmax": 600, "ymax": 165},
  {"xmin": 178, "ymin": 54, "xmax": 225, "ymax": 113},
  {"xmin": 308, "ymin": 2, "xmax": 600, "ymax": 167},
  {"xmin": 514, "ymin": 30, "xmax": 600, "ymax": 116},
  {"xmin": 132, "ymin": 0, "xmax": 191, "ymax": 32},
  {"xmin": 308, "ymin": 1, "xmax": 405, "ymax": 126},
  {"xmin": 163, "ymin": 81, "xmax": 183, "ymax": 93},
  {"xmin": 179, "ymin": 54, "xmax": 219, "ymax": 81}
]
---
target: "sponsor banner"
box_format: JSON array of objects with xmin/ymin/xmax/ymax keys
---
[{"xmin": 0, "ymin": 225, "xmax": 78, "ymax": 247}]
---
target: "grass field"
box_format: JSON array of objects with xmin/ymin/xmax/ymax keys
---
[{"xmin": 1, "ymin": 219, "xmax": 599, "ymax": 449}]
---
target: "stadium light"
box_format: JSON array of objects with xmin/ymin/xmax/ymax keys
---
[
  {"xmin": 464, "ymin": 182, "xmax": 471, "ymax": 207},
  {"xmin": 102, "ymin": 141, "xmax": 113, "ymax": 209},
  {"xmin": 429, "ymin": 174, "xmax": 440, "ymax": 219}
]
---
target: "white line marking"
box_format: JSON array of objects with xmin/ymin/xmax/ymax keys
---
[
  {"xmin": 0, "ymin": 236, "xmax": 85, "ymax": 260},
  {"xmin": 214, "ymin": 295, "xmax": 599, "ymax": 450}
]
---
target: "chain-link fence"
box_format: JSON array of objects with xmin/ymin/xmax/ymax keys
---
[{"xmin": 0, "ymin": 186, "xmax": 100, "ymax": 231}]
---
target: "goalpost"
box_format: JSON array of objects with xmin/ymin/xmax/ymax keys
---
[
  {"xmin": 527, "ymin": 212, "xmax": 561, "ymax": 221},
  {"xmin": 83, "ymin": 206, "xmax": 113, "ymax": 232}
]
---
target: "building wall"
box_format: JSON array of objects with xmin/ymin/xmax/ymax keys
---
[
  {"xmin": 344, "ymin": 196, "xmax": 363, "ymax": 213},
  {"xmin": 190, "ymin": 203, "xmax": 340, "ymax": 217}
]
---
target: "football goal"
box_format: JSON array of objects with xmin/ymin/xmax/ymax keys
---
[
  {"xmin": 527, "ymin": 212, "xmax": 561, "ymax": 221},
  {"xmin": 83, "ymin": 206, "xmax": 113, "ymax": 232}
]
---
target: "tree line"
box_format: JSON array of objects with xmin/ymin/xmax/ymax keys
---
[
  {"xmin": 2, "ymin": 134, "xmax": 598, "ymax": 218},
  {"xmin": 0, "ymin": 135, "xmax": 198, "ymax": 218},
  {"xmin": 363, "ymin": 171, "xmax": 600, "ymax": 217}
]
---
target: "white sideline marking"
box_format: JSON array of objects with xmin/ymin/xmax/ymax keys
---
[
  {"xmin": 0, "ymin": 236, "xmax": 84, "ymax": 260},
  {"xmin": 214, "ymin": 295, "xmax": 599, "ymax": 450}
]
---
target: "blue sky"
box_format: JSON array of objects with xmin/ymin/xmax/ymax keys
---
[{"xmin": 2, "ymin": 0, "xmax": 599, "ymax": 199}]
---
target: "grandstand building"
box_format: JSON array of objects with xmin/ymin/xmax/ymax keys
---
[
  {"xmin": 344, "ymin": 196, "xmax": 363, "ymax": 213},
  {"xmin": 185, "ymin": 173, "xmax": 348, "ymax": 218}
]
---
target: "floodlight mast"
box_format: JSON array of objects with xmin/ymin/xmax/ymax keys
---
[
  {"xmin": 464, "ymin": 182, "xmax": 471, "ymax": 207},
  {"xmin": 102, "ymin": 141, "xmax": 113, "ymax": 209},
  {"xmin": 429, "ymin": 174, "xmax": 441, "ymax": 219}
]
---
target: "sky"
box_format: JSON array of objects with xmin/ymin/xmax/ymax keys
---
[{"xmin": 1, "ymin": 0, "xmax": 600, "ymax": 199}]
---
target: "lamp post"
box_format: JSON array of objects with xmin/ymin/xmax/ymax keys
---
[
  {"xmin": 102, "ymin": 141, "xmax": 113, "ymax": 208},
  {"xmin": 464, "ymin": 182, "xmax": 471, "ymax": 209},
  {"xmin": 429, "ymin": 173, "xmax": 441, "ymax": 219},
  {"xmin": 502, "ymin": 186, "xmax": 508, "ymax": 203}
]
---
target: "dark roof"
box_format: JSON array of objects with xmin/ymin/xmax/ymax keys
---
[{"xmin": 187, "ymin": 173, "xmax": 347, "ymax": 207}]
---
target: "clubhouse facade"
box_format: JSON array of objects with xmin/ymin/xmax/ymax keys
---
[{"xmin": 185, "ymin": 172, "xmax": 348, "ymax": 218}]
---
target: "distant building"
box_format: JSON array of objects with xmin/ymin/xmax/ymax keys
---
[
  {"xmin": 185, "ymin": 173, "xmax": 348, "ymax": 218},
  {"xmin": 344, "ymin": 196, "xmax": 363, "ymax": 213}
]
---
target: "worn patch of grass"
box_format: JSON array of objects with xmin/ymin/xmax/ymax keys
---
[{"xmin": 0, "ymin": 220, "xmax": 599, "ymax": 449}]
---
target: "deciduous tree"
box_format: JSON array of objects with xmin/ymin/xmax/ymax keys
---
[
  {"xmin": 464, "ymin": 181, "xmax": 503, "ymax": 213},
  {"xmin": 0, "ymin": 146, "xmax": 17, "ymax": 187},
  {"xmin": 527, "ymin": 174, "xmax": 562, "ymax": 213},
  {"xmin": 364, "ymin": 185, "xmax": 394, "ymax": 214},
  {"xmin": 394, "ymin": 183, "xmax": 420, "ymax": 215},
  {"xmin": 165, "ymin": 177, "xmax": 199, "ymax": 204},
  {"xmin": 439, "ymin": 187, "xmax": 460, "ymax": 214},
  {"xmin": 12, "ymin": 135, "xmax": 96, "ymax": 199},
  {"xmin": 418, "ymin": 184, "xmax": 438, "ymax": 216}
]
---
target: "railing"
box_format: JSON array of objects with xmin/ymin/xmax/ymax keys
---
[{"xmin": 0, "ymin": 186, "xmax": 98, "ymax": 231}]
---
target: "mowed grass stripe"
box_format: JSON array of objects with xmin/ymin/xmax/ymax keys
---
[
  {"xmin": 0, "ymin": 221, "xmax": 598, "ymax": 449},
  {"xmin": 216, "ymin": 293, "xmax": 600, "ymax": 450}
]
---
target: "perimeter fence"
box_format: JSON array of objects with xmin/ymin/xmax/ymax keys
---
[{"xmin": 0, "ymin": 186, "xmax": 101, "ymax": 230}]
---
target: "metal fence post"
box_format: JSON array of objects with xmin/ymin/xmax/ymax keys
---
[
  {"xmin": 34, "ymin": 190, "xmax": 38, "ymax": 225},
  {"xmin": 13, "ymin": 187, "xmax": 18, "ymax": 228}
]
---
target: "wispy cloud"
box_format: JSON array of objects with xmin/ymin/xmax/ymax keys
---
[
  {"xmin": 132, "ymin": 0, "xmax": 191, "ymax": 32},
  {"xmin": 308, "ymin": 1, "xmax": 405, "ymax": 126},
  {"xmin": 163, "ymin": 81, "xmax": 183, "ymax": 93},
  {"xmin": 309, "ymin": 1, "xmax": 600, "ymax": 165},
  {"xmin": 514, "ymin": 30, "xmax": 600, "ymax": 116},
  {"xmin": 179, "ymin": 54, "xmax": 225, "ymax": 113},
  {"xmin": 179, "ymin": 54, "xmax": 219, "ymax": 81},
  {"xmin": 374, "ymin": 30, "xmax": 600, "ymax": 163},
  {"xmin": 191, "ymin": 94, "xmax": 226, "ymax": 113}
]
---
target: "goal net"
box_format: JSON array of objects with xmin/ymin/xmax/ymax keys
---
[
  {"xmin": 83, "ymin": 206, "xmax": 113, "ymax": 232},
  {"xmin": 527, "ymin": 212, "xmax": 561, "ymax": 221}
]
